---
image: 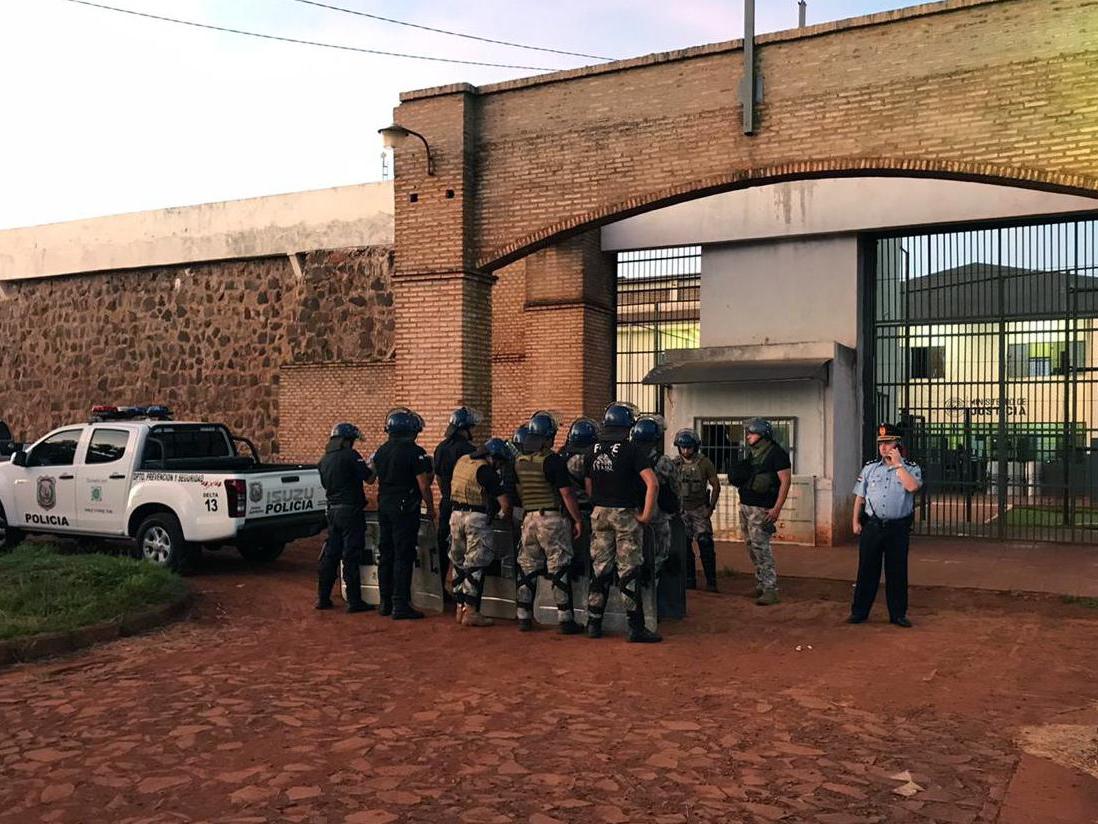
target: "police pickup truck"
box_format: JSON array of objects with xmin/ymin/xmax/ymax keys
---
[{"xmin": 0, "ymin": 406, "xmax": 326, "ymax": 570}]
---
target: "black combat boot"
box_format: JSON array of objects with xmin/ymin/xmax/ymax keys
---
[
  {"xmin": 586, "ymin": 617, "xmax": 603, "ymax": 638},
  {"xmin": 391, "ymin": 604, "xmax": 425, "ymax": 620},
  {"xmin": 699, "ymin": 536, "xmax": 719, "ymax": 593},
  {"xmin": 343, "ymin": 560, "xmax": 373, "ymax": 612},
  {"xmin": 518, "ymin": 618, "xmax": 533, "ymax": 632},
  {"xmin": 559, "ymin": 619, "xmax": 581, "ymax": 635},
  {"xmin": 627, "ymin": 608, "xmax": 662, "ymax": 643},
  {"xmin": 377, "ymin": 560, "xmax": 394, "ymax": 617},
  {"xmin": 391, "ymin": 549, "xmax": 423, "ymax": 619},
  {"xmin": 379, "ymin": 599, "xmax": 393, "ymax": 617}
]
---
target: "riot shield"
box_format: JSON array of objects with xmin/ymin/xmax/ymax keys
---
[
  {"xmin": 478, "ymin": 514, "xmax": 520, "ymax": 621},
  {"xmin": 411, "ymin": 517, "xmax": 444, "ymax": 613},
  {"xmin": 657, "ymin": 517, "xmax": 689, "ymax": 620},
  {"xmin": 341, "ymin": 513, "xmax": 442, "ymax": 612},
  {"xmin": 565, "ymin": 520, "xmax": 657, "ymax": 635}
]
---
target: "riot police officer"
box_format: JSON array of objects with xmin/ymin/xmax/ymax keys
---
[
  {"xmin": 631, "ymin": 415, "xmax": 679, "ymax": 588},
  {"xmin": 849, "ymin": 424, "xmax": 923, "ymax": 628},
  {"xmin": 559, "ymin": 417, "xmax": 599, "ymax": 513},
  {"xmin": 671, "ymin": 429, "xmax": 721, "ymax": 592},
  {"xmin": 449, "ymin": 438, "xmax": 513, "ymax": 627},
  {"xmin": 514, "ymin": 411, "xmax": 585, "ymax": 634},
  {"xmin": 583, "ymin": 402, "xmax": 661, "ymax": 643},
  {"xmin": 316, "ymin": 422, "xmax": 373, "ymax": 613},
  {"xmin": 433, "ymin": 407, "xmax": 481, "ymax": 597},
  {"xmin": 373, "ymin": 408, "xmax": 435, "ymax": 620}
]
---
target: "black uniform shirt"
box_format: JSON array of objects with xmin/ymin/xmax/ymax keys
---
[
  {"xmin": 433, "ymin": 435, "xmax": 476, "ymax": 500},
  {"xmin": 318, "ymin": 438, "xmax": 373, "ymax": 510},
  {"xmin": 373, "ymin": 437, "xmax": 432, "ymax": 513},
  {"xmin": 584, "ymin": 438, "xmax": 652, "ymax": 509},
  {"xmin": 540, "ymin": 452, "xmax": 572, "ymax": 489}
]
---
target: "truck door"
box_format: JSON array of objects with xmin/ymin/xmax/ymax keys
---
[
  {"xmin": 13, "ymin": 428, "xmax": 84, "ymax": 532},
  {"xmin": 76, "ymin": 427, "xmax": 134, "ymax": 535}
]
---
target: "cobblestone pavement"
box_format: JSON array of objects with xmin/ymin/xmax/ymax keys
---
[{"xmin": 1, "ymin": 539, "xmax": 1097, "ymax": 823}]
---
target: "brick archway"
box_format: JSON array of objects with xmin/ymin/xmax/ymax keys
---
[
  {"xmin": 479, "ymin": 159, "xmax": 1098, "ymax": 271},
  {"xmin": 386, "ymin": 0, "xmax": 1098, "ymax": 439}
]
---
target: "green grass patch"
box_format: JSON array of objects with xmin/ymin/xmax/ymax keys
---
[
  {"xmin": 0, "ymin": 543, "xmax": 187, "ymax": 641},
  {"xmin": 1061, "ymin": 595, "xmax": 1098, "ymax": 609},
  {"xmin": 1005, "ymin": 506, "xmax": 1098, "ymax": 528}
]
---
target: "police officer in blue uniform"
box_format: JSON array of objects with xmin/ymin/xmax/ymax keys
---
[
  {"xmin": 849, "ymin": 424, "xmax": 923, "ymax": 628},
  {"xmin": 317, "ymin": 422, "xmax": 373, "ymax": 613}
]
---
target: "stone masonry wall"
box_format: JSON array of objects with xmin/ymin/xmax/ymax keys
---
[{"xmin": 0, "ymin": 247, "xmax": 394, "ymax": 458}]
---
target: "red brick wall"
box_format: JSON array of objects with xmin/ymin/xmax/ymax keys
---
[{"xmin": 278, "ymin": 362, "xmax": 396, "ymax": 463}]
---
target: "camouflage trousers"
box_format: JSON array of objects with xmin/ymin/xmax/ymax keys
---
[
  {"xmin": 588, "ymin": 506, "xmax": 644, "ymax": 617},
  {"xmin": 739, "ymin": 504, "xmax": 778, "ymax": 592},
  {"xmin": 651, "ymin": 513, "xmax": 672, "ymax": 575},
  {"xmin": 448, "ymin": 510, "xmax": 495, "ymax": 605},
  {"xmin": 516, "ymin": 511, "xmax": 574, "ymax": 622},
  {"xmin": 680, "ymin": 505, "xmax": 714, "ymax": 539}
]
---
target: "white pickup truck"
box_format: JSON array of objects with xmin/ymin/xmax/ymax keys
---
[{"xmin": 0, "ymin": 409, "xmax": 326, "ymax": 571}]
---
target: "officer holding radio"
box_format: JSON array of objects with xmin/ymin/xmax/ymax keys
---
[{"xmin": 849, "ymin": 424, "xmax": 923, "ymax": 628}]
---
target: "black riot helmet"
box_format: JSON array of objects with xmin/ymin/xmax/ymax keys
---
[
  {"xmin": 744, "ymin": 418, "xmax": 774, "ymax": 440},
  {"xmin": 482, "ymin": 437, "xmax": 513, "ymax": 464},
  {"xmin": 527, "ymin": 411, "xmax": 559, "ymax": 442},
  {"xmin": 567, "ymin": 417, "xmax": 599, "ymax": 449},
  {"xmin": 330, "ymin": 422, "xmax": 362, "ymax": 441},
  {"xmin": 449, "ymin": 406, "xmax": 481, "ymax": 432},
  {"xmin": 673, "ymin": 428, "xmax": 701, "ymax": 450},
  {"xmin": 630, "ymin": 415, "xmax": 665, "ymax": 444},
  {"xmin": 603, "ymin": 401, "xmax": 639, "ymax": 431},
  {"xmin": 385, "ymin": 407, "xmax": 424, "ymax": 438},
  {"xmin": 512, "ymin": 424, "xmax": 530, "ymax": 448}
]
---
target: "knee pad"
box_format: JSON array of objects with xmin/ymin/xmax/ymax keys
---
[
  {"xmin": 451, "ymin": 566, "xmax": 468, "ymax": 604},
  {"xmin": 618, "ymin": 567, "xmax": 641, "ymax": 605},
  {"xmin": 467, "ymin": 566, "xmax": 489, "ymax": 609},
  {"xmin": 516, "ymin": 568, "xmax": 541, "ymax": 610},
  {"xmin": 550, "ymin": 566, "xmax": 574, "ymax": 607}
]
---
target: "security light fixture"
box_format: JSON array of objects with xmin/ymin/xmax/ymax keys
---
[{"xmin": 378, "ymin": 123, "xmax": 435, "ymax": 176}]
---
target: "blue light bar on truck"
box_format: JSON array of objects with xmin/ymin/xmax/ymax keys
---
[{"xmin": 89, "ymin": 405, "xmax": 173, "ymax": 422}]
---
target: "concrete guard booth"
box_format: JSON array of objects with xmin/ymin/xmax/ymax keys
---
[{"xmin": 644, "ymin": 341, "xmax": 857, "ymax": 547}]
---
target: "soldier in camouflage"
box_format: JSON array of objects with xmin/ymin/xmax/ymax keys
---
[
  {"xmin": 583, "ymin": 402, "xmax": 661, "ymax": 643},
  {"xmin": 514, "ymin": 412, "xmax": 585, "ymax": 634},
  {"xmin": 448, "ymin": 438, "xmax": 513, "ymax": 627},
  {"xmin": 672, "ymin": 428, "xmax": 721, "ymax": 592},
  {"xmin": 630, "ymin": 415, "xmax": 679, "ymax": 579},
  {"xmin": 739, "ymin": 419, "xmax": 792, "ymax": 606}
]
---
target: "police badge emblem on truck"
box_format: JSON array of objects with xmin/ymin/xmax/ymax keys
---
[{"xmin": 37, "ymin": 476, "xmax": 57, "ymax": 510}]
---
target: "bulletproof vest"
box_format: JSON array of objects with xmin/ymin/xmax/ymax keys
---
[
  {"xmin": 747, "ymin": 440, "xmax": 778, "ymax": 495},
  {"xmin": 677, "ymin": 457, "xmax": 709, "ymax": 507},
  {"xmin": 516, "ymin": 450, "xmax": 561, "ymax": 511},
  {"xmin": 451, "ymin": 455, "xmax": 489, "ymax": 507}
]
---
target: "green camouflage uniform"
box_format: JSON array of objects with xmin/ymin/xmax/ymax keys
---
[
  {"xmin": 449, "ymin": 510, "xmax": 495, "ymax": 602},
  {"xmin": 516, "ymin": 511, "xmax": 573, "ymax": 621},
  {"xmin": 588, "ymin": 506, "xmax": 644, "ymax": 615}
]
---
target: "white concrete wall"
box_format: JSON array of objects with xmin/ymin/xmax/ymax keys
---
[
  {"xmin": 701, "ymin": 237, "xmax": 859, "ymax": 349},
  {"xmin": 0, "ymin": 181, "xmax": 395, "ymax": 281},
  {"xmin": 602, "ymin": 177, "xmax": 1098, "ymax": 250}
]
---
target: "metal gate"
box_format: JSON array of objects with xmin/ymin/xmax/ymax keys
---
[
  {"xmin": 867, "ymin": 217, "xmax": 1098, "ymax": 542},
  {"xmin": 615, "ymin": 247, "xmax": 701, "ymax": 416}
]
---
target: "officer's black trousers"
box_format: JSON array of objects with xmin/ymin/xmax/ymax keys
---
[
  {"xmin": 437, "ymin": 498, "xmax": 453, "ymax": 590},
  {"xmin": 851, "ymin": 519, "xmax": 910, "ymax": 621},
  {"xmin": 318, "ymin": 506, "xmax": 366, "ymax": 604},
  {"xmin": 378, "ymin": 509, "xmax": 420, "ymax": 607}
]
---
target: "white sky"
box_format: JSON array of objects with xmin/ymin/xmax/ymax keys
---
[{"xmin": 0, "ymin": 0, "xmax": 916, "ymax": 229}]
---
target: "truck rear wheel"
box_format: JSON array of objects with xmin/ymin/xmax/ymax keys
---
[
  {"xmin": 0, "ymin": 504, "xmax": 24, "ymax": 552},
  {"xmin": 237, "ymin": 543, "xmax": 286, "ymax": 563},
  {"xmin": 136, "ymin": 513, "xmax": 190, "ymax": 572}
]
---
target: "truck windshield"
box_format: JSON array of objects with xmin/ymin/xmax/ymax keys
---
[{"xmin": 144, "ymin": 425, "xmax": 235, "ymax": 462}]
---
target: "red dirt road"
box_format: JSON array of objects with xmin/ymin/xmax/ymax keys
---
[{"xmin": 2, "ymin": 538, "xmax": 1098, "ymax": 823}]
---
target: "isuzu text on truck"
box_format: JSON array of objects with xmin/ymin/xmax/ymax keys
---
[{"xmin": 0, "ymin": 406, "xmax": 326, "ymax": 570}]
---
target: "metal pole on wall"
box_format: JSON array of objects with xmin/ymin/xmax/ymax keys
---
[
  {"xmin": 742, "ymin": 0, "xmax": 756, "ymax": 135},
  {"xmin": 798, "ymin": 0, "xmax": 807, "ymax": 27}
]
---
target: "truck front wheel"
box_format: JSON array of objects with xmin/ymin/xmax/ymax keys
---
[
  {"xmin": 136, "ymin": 513, "xmax": 191, "ymax": 572},
  {"xmin": 237, "ymin": 543, "xmax": 286, "ymax": 563},
  {"xmin": 0, "ymin": 504, "xmax": 24, "ymax": 552}
]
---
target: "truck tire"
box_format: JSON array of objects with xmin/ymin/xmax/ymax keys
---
[
  {"xmin": 136, "ymin": 513, "xmax": 190, "ymax": 572},
  {"xmin": 0, "ymin": 504, "xmax": 24, "ymax": 552},
  {"xmin": 237, "ymin": 543, "xmax": 286, "ymax": 563}
]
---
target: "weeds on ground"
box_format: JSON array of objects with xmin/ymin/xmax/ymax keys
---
[
  {"xmin": 1061, "ymin": 595, "xmax": 1098, "ymax": 609},
  {"xmin": 0, "ymin": 543, "xmax": 186, "ymax": 640}
]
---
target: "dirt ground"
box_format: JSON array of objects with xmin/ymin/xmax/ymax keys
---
[{"xmin": 2, "ymin": 538, "xmax": 1098, "ymax": 824}]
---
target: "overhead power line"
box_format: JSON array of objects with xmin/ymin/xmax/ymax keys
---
[
  {"xmin": 291, "ymin": 0, "xmax": 616, "ymax": 62},
  {"xmin": 57, "ymin": 0, "xmax": 557, "ymax": 71}
]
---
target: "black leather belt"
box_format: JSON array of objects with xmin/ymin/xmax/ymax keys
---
[
  {"xmin": 528, "ymin": 508, "xmax": 562, "ymax": 515},
  {"xmin": 452, "ymin": 504, "xmax": 487, "ymax": 513}
]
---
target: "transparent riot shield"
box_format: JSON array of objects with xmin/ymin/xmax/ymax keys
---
[
  {"xmin": 564, "ymin": 519, "xmax": 657, "ymax": 635},
  {"xmin": 411, "ymin": 517, "xmax": 444, "ymax": 613},
  {"xmin": 479, "ymin": 515, "xmax": 519, "ymax": 621},
  {"xmin": 657, "ymin": 517, "xmax": 689, "ymax": 620},
  {"xmin": 341, "ymin": 513, "xmax": 442, "ymax": 612}
]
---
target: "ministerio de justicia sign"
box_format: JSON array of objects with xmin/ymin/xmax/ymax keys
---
[{"xmin": 946, "ymin": 398, "xmax": 1029, "ymax": 417}]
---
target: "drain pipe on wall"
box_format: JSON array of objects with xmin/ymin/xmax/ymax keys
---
[
  {"xmin": 742, "ymin": 0, "xmax": 757, "ymax": 134},
  {"xmin": 799, "ymin": 0, "xmax": 807, "ymax": 28}
]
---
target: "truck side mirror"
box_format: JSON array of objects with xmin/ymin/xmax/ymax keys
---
[{"xmin": 11, "ymin": 450, "xmax": 27, "ymax": 467}]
